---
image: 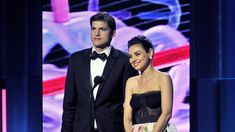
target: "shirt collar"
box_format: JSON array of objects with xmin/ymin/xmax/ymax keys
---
[{"xmin": 92, "ymin": 45, "xmax": 112, "ymax": 57}]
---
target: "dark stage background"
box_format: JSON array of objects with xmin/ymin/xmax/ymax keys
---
[
  {"xmin": 0, "ymin": 0, "xmax": 235, "ymax": 132},
  {"xmin": 0, "ymin": 0, "xmax": 42, "ymax": 132},
  {"xmin": 190, "ymin": 0, "xmax": 235, "ymax": 131}
]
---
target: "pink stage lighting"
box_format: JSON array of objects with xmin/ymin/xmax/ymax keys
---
[{"xmin": 51, "ymin": 0, "xmax": 70, "ymax": 23}]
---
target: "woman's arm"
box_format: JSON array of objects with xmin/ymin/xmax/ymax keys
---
[
  {"xmin": 124, "ymin": 78, "xmax": 134, "ymax": 132},
  {"xmin": 153, "ymin": 73, "xmax": 173, "ymax": 132}
]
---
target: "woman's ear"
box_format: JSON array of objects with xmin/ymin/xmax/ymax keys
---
[{"xmin": 148, "ymin": 48, "xmax": 154, "ymax": 59}]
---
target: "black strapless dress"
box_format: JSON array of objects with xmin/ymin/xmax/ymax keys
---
[{"xmin": 130, "ymin": 91, "xmax": 162, "ymax": 125}]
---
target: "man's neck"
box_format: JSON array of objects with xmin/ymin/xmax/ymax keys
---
[
  {"xmin": 93, "ymin": 45, "xmax": 112, "ymax": 53},
  {"xmin": 94, "ymin": 47, "xmax": 108, "ymax": 53}
]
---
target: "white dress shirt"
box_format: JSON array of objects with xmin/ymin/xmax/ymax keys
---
[
  {"xmin": 90, "ymin": 46, "xmax": 111, "ymax": 129},
  {"xmin": 90, "ymin": 46, "xmax": 111, "ymax": 99}
]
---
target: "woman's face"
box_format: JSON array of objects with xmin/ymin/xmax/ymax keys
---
[{"xmin": 128, "ymin": 44, "xmax": 152, "ymax": 71}]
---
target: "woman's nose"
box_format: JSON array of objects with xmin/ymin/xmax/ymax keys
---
[{"xmin": 130, "ymin": 56, "xmax": 136, "ymax": 63}]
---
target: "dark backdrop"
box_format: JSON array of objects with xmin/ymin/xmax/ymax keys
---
[
  {"xmin": 0, "ymin": 0, "xmax": 41, "ymax": 131},
  {"xmin": 190, "ymin": 0, "xmax": 235, "ymax": 131}
]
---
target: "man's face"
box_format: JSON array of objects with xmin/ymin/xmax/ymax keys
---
[{"xmin": 90, "ymin": 21, "xmax": 115, "ymax": 50}]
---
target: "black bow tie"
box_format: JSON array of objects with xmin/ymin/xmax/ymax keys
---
[{"xmin": 89, "ymin": 51, "xmax": 107, "ymax": 61}]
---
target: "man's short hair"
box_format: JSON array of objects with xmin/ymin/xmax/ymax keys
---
[{"xmin": 90, "ymin": 12, "xmax": 116, "ymax": 31}]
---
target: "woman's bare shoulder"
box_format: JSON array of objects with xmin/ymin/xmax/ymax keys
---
[
  {"xmin": 156, "ymin": 70, "xmax": 171, "ymax": 79},
  {"xmin": 126, "ymin": 75, "xmax": 140, "ymax": 90},
  {"xmin": 127, "ymin": 75, "xmax": 140, "ymax": 83}
]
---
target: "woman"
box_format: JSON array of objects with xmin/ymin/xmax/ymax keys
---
[{"xmin": 124, "ymin": 35, "xmax": 175, "ymax": 132}]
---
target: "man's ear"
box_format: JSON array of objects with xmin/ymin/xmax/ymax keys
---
[{"xmin": 112, "ymin": 30, "xmax": 116, "ymax": 38}]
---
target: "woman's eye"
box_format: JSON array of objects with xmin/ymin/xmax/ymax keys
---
[{"xmin": 136, "ymin": 53, "xmax": 140, "ymax": 56}]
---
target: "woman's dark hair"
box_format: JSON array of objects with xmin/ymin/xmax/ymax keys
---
[
  {"xmin": 90, "ymin": 12, "xmax": 116, "ymax": 32},
  {"xmin": 128, "ymin": 35, "xmax": 154, "ymax": 53}
]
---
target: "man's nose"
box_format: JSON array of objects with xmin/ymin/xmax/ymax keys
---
[{"xmin": 95, "ymin": 30, "xmax": 100, "ymax": 36}]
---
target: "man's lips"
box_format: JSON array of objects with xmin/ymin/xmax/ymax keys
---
[{"xmin": 94, "ymin": 37, "xmax": 101, "ymax": 40}]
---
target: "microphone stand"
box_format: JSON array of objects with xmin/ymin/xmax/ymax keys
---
[
  {"xmin": 90, "ymin": 83, "xmax": 96, "ymax": 131},
  {"xmin": 89, "ymin": 76, "xmax": 104, "ymax": 131}
]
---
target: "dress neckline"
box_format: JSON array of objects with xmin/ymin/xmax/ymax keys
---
[{"xmin": 132, "ymin": 90, "xmax": 161, "ymax": 96}]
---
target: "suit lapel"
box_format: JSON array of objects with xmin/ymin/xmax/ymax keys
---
[
  {"xmin": 96, "ymin": 48, "xmax": 119, "ymax": 99},
  {"xmin": 80, "ymin": 48, "xmax": 92, "ymax": 94}
]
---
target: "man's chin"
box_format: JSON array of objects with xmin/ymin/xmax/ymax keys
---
[{"xmin": 94, "ymin": 44, "xmax": 110, "ymax": 49}]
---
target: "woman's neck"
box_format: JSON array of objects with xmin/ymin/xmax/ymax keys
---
[{"xmin": 140, "ymin": 64, "xmax": 155, "ymax": 80}]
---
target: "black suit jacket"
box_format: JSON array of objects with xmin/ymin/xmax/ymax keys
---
[{"xmin": 61, "ymin": 47, "xmax": 138, "ymax": 132}]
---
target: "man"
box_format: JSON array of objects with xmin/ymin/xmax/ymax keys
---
[{"xmin": 61, "ymin": 12, "xmax": 138, "ymax": 132}]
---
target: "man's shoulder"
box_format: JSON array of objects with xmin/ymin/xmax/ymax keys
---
[
  {"xmin": 112, "ymin": 47, "xmax": 129, "ymax": 58},
  {"xmin": 70, "ymin": 48, "xmax": 91, "ymax": 58}
]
